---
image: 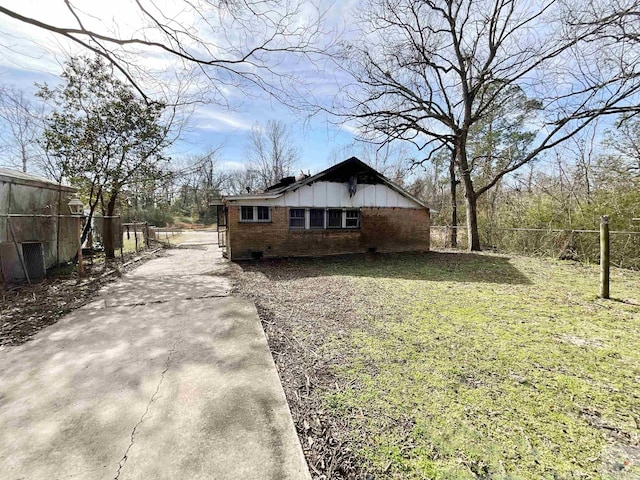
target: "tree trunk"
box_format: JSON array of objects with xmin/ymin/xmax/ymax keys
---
[
  {"xmin": 449, "ymin": 150, "xmax": 458, "ymax": 248},
  {"xmin": 457, "ymin": 143, "xmax": 481, "ymax": 251},
  {"xmin": 464, "ymin": 192, "xmax": 481, "ymax": 251},
  {"xmin": 103, "ymin": 195, "xmax": 118, "ymax": 258}
]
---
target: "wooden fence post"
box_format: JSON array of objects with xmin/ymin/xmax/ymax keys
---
[
  {"xmin": 134, "ymin": 222, "xmax": 138, "ymax": 253},
  {"xmin": 600, "ymin": 215, "xmax": 610, "ymax": 299}
]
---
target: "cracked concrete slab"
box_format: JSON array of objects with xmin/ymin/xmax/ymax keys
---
[
  {"xmin": 89, "ymin": 235, "xmax": 232, "ymax": 307},
  {"xmin": 93, "ymin": 275, "xmax": 231, "ymax": 307},
  {"xmin": 0, "ymin": 232, "xmax": 310, "ymax": 480}
]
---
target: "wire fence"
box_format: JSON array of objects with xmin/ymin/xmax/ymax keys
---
[
  {"xmin": 120, "ymin": 222, "xmax": 183, "ymax": 256},
  {"xmin": 431, "ymin": 225, "xmax": 640, "ymax": 270},
  {"xmin": 430, "ymin": 226, "xmax": 469, "ymax": 250}
]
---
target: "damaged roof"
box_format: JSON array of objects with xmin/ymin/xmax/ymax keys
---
[{"xmin": 225, "ymin": 156, "xmax": 429, "ymax": 208}]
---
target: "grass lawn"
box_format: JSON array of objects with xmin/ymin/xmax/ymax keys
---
[
  {"xmin": 235, "ymin": 252, "xmax": 640, "ymax": 479},
  {"xmin": 122, "ymin": 231, "xmax": 147, "ymax": 253}
]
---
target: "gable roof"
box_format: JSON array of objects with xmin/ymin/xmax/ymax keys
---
[{"xmin": 225, "ymin": 156, "xmax": 429, "ymax": 208}]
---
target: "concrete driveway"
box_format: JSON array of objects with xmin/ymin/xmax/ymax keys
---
[{"xmin": 0, "ymin": 232, "xmax": 310, "ymax": 480}]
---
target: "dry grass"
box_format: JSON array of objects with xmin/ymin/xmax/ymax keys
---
[{"xmin": 233, "ymin": 251, "xmax": 640, "ymax": 479}]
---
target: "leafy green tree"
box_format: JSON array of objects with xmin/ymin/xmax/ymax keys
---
[
  {"xmin": 39, "ymin": 56, "xmax": 173, "ymax": 257},
  {"xmin": 467, "ymin": 84, "xmax": 539, "ymax": 240}
]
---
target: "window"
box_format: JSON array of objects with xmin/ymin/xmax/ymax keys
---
[
  {"xmin": 240, "ymin": 206, "xmax": 254, "ymax": 221},
  {"xmin": 288, "ymin": 208, "xmax": 361, "ymax": 230},
  {"xmin": 310, "ymin": 209, "xmax": 325, "ymax": 228},
  {"xmin": 327, "ymin": 209, "xmax": 342, "ymax": 228},
  {"xmin": 345, "ymin": 210, "xmax": 360, "ymax": 228},
  {"xmin": 289, "ymin": 208, "xmax": 305, "ymax": 229},
  {"xmin": 257, "ymin": 206, "xmax": 270, "ymax": 221},
  {"xmin": 240, "ymin": 206, "xmax": 271, "ymax": 222}
]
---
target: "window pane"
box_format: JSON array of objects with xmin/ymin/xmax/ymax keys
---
[
  {"xmin": 345, "ymin": 210, "xmax": 360, "ymax": 228},
  {"xmin": 327, "ymin": 209, "xmax": 342, "ymax": 228},
  {"xmin": 257, "ymin": 206, "xmax": 270, "ymax": 221},
  {"xmin": 310, "ymin": 209, "xmax": 325, "ymax": 228},
  {"xmin": 289, "ymin": 208, "xmax": 305, "ymax": 228},
  {"xmin": 241, "ymin": 206, "xmax": 253, "ymax": 220}
]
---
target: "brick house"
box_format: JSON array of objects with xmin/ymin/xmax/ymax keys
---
[{"xmin": 218, "ymin": 157, "xmax": 430, "ymax": 260}]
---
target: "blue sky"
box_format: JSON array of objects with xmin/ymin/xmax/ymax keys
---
[
  {"xmin": 1, "ymin": 0, "xmax": 624, "ymax": 183},
  {"xmin": 0, "ymin": 0, "xmax": 362, "ymax": 175}
]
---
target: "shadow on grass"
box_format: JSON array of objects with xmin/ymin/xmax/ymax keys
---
[
  {"xmin": 235, "ymin": 250, "xmax": 532, "ymax": 285},
  {"xmin": 610, "ymin": 297, "xmax": 640, "ymax": 307}
]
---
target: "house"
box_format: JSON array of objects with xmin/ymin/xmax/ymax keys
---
[
  {"xmin": 0, "ymin": 169, "xmax": 78, "ymax": 287},
  {"xmin": 217, "ymin": 157, "xmax": 430, "ymax": 260}
]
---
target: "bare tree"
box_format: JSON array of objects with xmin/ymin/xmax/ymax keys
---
[
  {"xmin": 567, "ymin": 0, "xmax": 640, "ymax": 52},
  {"xmin": 220, "ymin": 168, "xmax": 262, "ymax": 195},
  {"xmin": 601, "ymin": 116, "xmax": 640, "ymax": 179},
  {"xmin": 0, "ymin": 1, "xmax": 329, "ymax": 104},
  {"xmin": 339, "ymin": 0, "xmax": 640, "ymax": 250},
  {"xmin": 170, "ymin": 148, "xmax": 226, "ymax": 218},
  {"xmin": 246, "ymin": 119, "xmax": 299, "ymax": 189},
  {"xmin": 0, "ymin": 85, "xmax": 46, "ymax": 173}
]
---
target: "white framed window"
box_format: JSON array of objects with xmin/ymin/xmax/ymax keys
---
[
  {"xmin": 309, "ymin": 208, "xmax": 325, "ymax": 229},
  {"xmin": 257, "ymin": 206, "xmax": 270, "ymax": 221},
  {"xmin": 288, "ymin": 208, "xmax": 361, "ymax": 230},
  {"xmin": 327, "ymin": 209, "xmax": 342, "ymax": 228},
  {"xmin": 345, "ymin": 210, "xmax": 360, "ymax": 228},
  {"xmin": 240, "ymin": 206, "xmax": 254, "ymax": 221},
  {"xmin": 289, "ymin": 208, "xmax": 305, "ymax": 229},
  {"xmin": 240, "ymin": 206, "xmax": 271, "ymax": 222}
]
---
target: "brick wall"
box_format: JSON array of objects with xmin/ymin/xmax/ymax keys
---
[
  {"xmin": 227, "ymin": 205, "xmax": 430, "ymax": 260},
  {"xmin": 361, "ymin": 207, "xmax": 430, "ymax": 253}
]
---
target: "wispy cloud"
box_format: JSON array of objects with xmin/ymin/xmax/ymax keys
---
[
  {"xmin": 219, "ymin": 160, "xmax": 246, "ymax": 171},
  {"xmin": 0, "ymin": 0, "xmax": 360, "ymax": 171},
  {"xmin": 340, "ymin": 121, "xmax": 363, "ymax": 136},
  {"xmin": 193, "ymin": 107, "xmax": 253, "ymax": 132}
]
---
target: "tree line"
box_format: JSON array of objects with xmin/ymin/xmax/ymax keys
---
[{"xmin": 0, "ymin": 0, "xmax": 638, "ymax": 255}]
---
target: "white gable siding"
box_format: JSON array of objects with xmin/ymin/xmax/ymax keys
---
[
  {"xmin": 228, "ymin": 181, "xmax": 422, "ymax": 208},
  {"xmin": 288, "ymin": 181, "xmax": 419, "ymax": 208}
]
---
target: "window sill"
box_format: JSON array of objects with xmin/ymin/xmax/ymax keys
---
[
  {"xmin": 288, "ymin": 228, "xmax": 361, "ymax": 233},
  {"xmin": 239, "ymin": 220, "xmax": 272, "ymax": 223}
]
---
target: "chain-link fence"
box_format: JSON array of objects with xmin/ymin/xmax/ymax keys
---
[
  {"xmin": 490, "ymin": 228, "xmax": 640, "ymax": 270},
  {"xmin": 431, "ymin": 225, "xmax": 640, "ymax": 270},
  {"xmin": 430, "ymin": 225, "xmax": 469, "ymax": 250}
]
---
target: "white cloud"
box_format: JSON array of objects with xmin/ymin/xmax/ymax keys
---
[
  {"xmin": 0, "ymin": 0, "xmax": 361, "ymax": 171},
  {"xmin": 192, "ymin": 107, "xmax": 252, "ymax": 132},
  {"xmin": 340, "ymin": 121, "xmax": 363, "ymax": 136},
  {"xmin": 219, "ymin": 160, "xmax": 246, "ymax": 171}
]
